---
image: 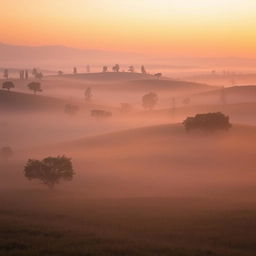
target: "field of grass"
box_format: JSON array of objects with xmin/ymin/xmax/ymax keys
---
[{"xmin": 1, "ymin": 189, "xmax": 256, "ymax": 256}]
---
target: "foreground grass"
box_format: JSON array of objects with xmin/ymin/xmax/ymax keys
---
[{"xmin": 1, "ymin": 190, "xmax": 256, "ymax": 256}]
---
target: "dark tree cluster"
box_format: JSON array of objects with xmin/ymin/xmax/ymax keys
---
[
  {"xmin": 24, "ymin": 156, "xmax": 74, "ymax": 189},
  {"xmin": 183, "ymin": 112, "xmax": 232, "ymax": 132}
]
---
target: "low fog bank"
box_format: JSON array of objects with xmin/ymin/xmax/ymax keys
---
[{"xmin": 1, "ymin": 122, "xmax": 256, "ymax": 201}]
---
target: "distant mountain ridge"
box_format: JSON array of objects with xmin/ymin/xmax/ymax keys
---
[{"xmin": 0, "ymin": 42, "xmax": 127, "ymax": 61}]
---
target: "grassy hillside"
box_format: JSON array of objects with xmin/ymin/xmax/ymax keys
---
[
  {"xmin": 56, "ymin": 72, "xmax": 153, "ymax": 82},
  {"xmin": 191, "ymin": 85, "xmax": 256, "ymax": 105},
  {"xmin": 2, "ymin": 123, "xmax": 256, "ymax": 255},
  {"xmin": 123, "ymin": 79, "xmax": 213, "ymax": 92},
  {"xmin": 0, "ymin": 89, "xmax": 69, "ymax": 111}
]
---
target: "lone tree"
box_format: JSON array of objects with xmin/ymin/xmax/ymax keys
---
[
  {"xmin": 112, "ymin": 64, "xmax": 120, "ymax": 72},
  {"xmin": 120, "ymin": 103, "xmax": 132, "ymax": 113},
  {"xmin": 2, "ymin": 81, "xmax": 15, "ymax": 91},
  {"xmin": 64, "ymin": 104, "xmax": 79, "ymax": 116},
  {"xmin": 28, "ymin": 82, "xmax": 42, "ymax": 94},
  {"xmin": 0, "ymin": 146, "xmax": 13, "ymax": 161},
  {"xmin": 141, "ymin": 65, "xmax": 147, "ymax": 74},
  {"xmin": 128, "ymin": 65, "xmax": 135, "ymax": 73},
  {"xmin": 154, "ymin": 73, "xmax": 162, "ymax": 80},
  {"xmin": 102, "ymin": 66, "xmax": 108, "ymax": 72},
  {"xmin": 24, "ymin": 156, "xmax": 74, "ymax": 189},
  {"xmin": 142, "ymin": 92, "xmax": 158, "ymax": 110},
  {"xmin": 85, "ymin": 87, "xmax": 92, "ymax": 102},
  {"xmin": 183, "ymin": 112, "xmax": 232, "ymax": 133}
]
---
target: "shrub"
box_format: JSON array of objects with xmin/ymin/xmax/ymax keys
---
[{"xmin": 183, "ymin": 112, "xmax": 232, "ymax": 132}]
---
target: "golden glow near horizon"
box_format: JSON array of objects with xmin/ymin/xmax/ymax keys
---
[{"xmin": 1, "ymin": 0, "xmax": 256, "ymax": 57}]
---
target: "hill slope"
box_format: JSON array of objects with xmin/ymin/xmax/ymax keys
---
[{"xmin": 0, "ymin": 89, "xmax": 68, "ymax": 111}]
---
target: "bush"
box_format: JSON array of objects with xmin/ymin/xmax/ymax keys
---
[{"xmin": 183, "ymin": 112, "xmax": 232, "ymax": 132}]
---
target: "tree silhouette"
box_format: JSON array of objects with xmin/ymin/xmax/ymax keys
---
[
  {"xmin": 142, "ymin": 92, "xmax": 158, "ymax": 110},
  {"xmin": 2, "ymin": 81, "xmax": 15, "ymax": 91},
  {"xmin": 73, "ymin": 67, "xmax": 77, "ymax": 74},
  {"xmin": 102, "ymin": 66, "xmax": 108, "ymax": 72},
  {"xmin": 141, "ymin": 65, "xmax": 147, "ymax": 74},
  {"xmin": 154, "ymin": 73, "xmax": 162, "ymax": 80},
  {"xmin": 64, "ymin": 104, "xmax": 79, "ymax": 116},
  {"xmin": 85, "ymin": 87, "xmax": 92, "ymax": 102},
  {"xmin": 120, "ymin": 103, "xmax": 132, "ymax": 113},
  {"xmin": 25, "ymin": 70, "xmax": 29, "ymax": 80},
  {"xmin": 128, "ymin": 66, "xmax": 135, "ymax": 73},
  {"xmin": 28, "ymin": 82, "xmax": 42, "ymax": 94},
  {"xmin": 24, "ymin": 156, "xmax": 74, "ymax": 189},
  {"xmin": 183, "ymin": 112, "xmax": 232, "ymax": 133},
  {"xmin": 112, "ymin": 64, "xmax": 120, "ymax": 72},
  {"xmin": 20, "ymin": 70, "xmax": 25, "ymax": 80}
]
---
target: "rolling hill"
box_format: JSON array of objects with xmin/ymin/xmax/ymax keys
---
[
  {"xmin": 191, "ymin": 85, "xmax": 256, "ymax": 105},
  {"xmin": 0, "ymin": 89, "xmax": 70, "ymax": 111}
]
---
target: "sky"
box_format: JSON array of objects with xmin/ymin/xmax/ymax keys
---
[{"xmin": 1, "ymin": 0, "xmax": 256, "ymax": 57}]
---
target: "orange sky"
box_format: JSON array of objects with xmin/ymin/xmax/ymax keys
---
[{"xmin": 1, "ymin": 0, "xmax": 256, "ymax": 57}]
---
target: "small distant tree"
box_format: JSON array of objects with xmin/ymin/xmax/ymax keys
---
[
  {"xmin": 73, "ymin": 67, "xmax": 77, "ymax": 74},
  {"xmin": 2, "ymin": 81, "xmax": 15, "ymax": 91},
  {"xmin": 0, "ymin": 146, "xmax": 13, "ymax": 161},
  {"xmin": 58, "ymin": 70, "xmax": 63, "ymax": 76},
  {"xmin": 64, "ymin": 104, "xmax": 79, "ymax": 116},
  {"xmin": 183, "ymin": 112, "xmax": 232, "ymax": 133},
  {"xmin": 102, "ymin": 66, "xmax": 108, "ymax": 72},
  {"xmin": 120, "ymin": 103, "xmax": 132, "ymax": 113},
  {"xmin": 112, "ymin": 64, "xmax": 120, "ymax": 72},
  {"xmin": 20, "ymin": 70, "xmax": 25, "ymax": 80},
  {"xmin": 36, "ymin": 72, "xmax": 43, "ymax": 80},
  {"xmin": 85, "ymin": 87, "xmax": 92, "ymax": 102},
  {"xmin": 24, "ymin": 156, "xmax": 74, "ymax": 189},
  {"xmin": 28, "ymin": 82, "xmax": 42, "ymax": 94},
  {"xmin": 128, "ymin": 66, "xmax": 135, "ymax": 73},
  {"xmin": 3, "ymin": 69, "xmax": 9, "ymax": 79},
  {"xmin": 25, "ymin": 70, "xmax": 29, "ymax": 80},
  {"xmin": 142, "ymin": 92, "xmax": 158, "ymax": 110},
  {"xmin": 154, "ymin": 73, "xmax": 162, "ymax": 80},
  {"xmin": 141, "ymin": 65, "xmax": 147, "ymax": 74},
  {"xmin": 32, "ymin": 68, "xmax": 37, "ymax": 77}
]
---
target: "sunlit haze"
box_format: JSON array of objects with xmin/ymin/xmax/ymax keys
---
[{"xmin": 1, "ymin": 0, "xmax": 256, "ymax": 57}]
